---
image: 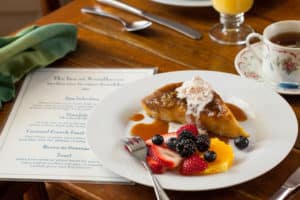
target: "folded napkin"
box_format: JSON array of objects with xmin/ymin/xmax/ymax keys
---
[{"xmin": 0, "ymin": 23, "xmax": 77, "ymax": 108}]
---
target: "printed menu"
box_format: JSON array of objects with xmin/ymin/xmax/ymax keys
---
[{"xmin": 0, "ymin": 68, "xmax": 155, "ymax": 182}]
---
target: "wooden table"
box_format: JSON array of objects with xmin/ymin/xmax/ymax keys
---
[{"xmin": 1, "ymin": 0, "xmax": 300, "ymax": 199}]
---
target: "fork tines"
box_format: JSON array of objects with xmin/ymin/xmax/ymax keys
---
[{"xmin": 123, "ymin": 136, "xmax": 146, "ymax": 152}]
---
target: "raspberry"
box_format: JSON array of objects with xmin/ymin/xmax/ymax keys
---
[
  {"xmin": 195, "ymin": 134, "xmax": 210, "ymax": 152},
  {"xmin": 176, "ymin": 124, "xmax": 198, "ymax": 137},
  {"xmin": 180, "ymin": 154, "xmax": 208, "ymax": 175},
  {"xmin": 176, "ymin": 139, "xmax": 196, "ymax": 158}
]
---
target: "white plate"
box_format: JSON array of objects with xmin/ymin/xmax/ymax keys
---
[
  {"xmin": 86, "ymin": 70, "xmax": 298, "ymax": 191},
  {"xmin": 235, "ymin": 42, "xmax": 300, "ymax": 95},
  {"xmin": 152, "ymin": 0, "xmax": 212, "ymax": 7}
]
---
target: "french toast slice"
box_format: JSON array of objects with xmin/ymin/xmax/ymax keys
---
[{"xmin": 141, "ymin": 82, "xmax": 249, "ymax": 138}]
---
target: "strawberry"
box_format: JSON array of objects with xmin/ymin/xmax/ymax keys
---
[
  {"xmin": 149, "ymin": 145, "xmax": 182, "ymax": 169},
  {"xmin": 146, "ymin": 132, "xmax": 177, "ymax": 147},
  {"xmin": 180, "ymin": 154, "xmax": 208, "ymax": 175},
  {"xmin": 176, "ymin": 124, "xmax": 198, "ymax": 137},
  {"xmin": 146, "ymin": 156, "xmax": 165, "ymax": 174}
]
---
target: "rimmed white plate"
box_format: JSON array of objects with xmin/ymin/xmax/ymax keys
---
[
  {"xmin": 235, "ymin": 42, "xmax": 300, "ymax": 95},
  {"xmin": 86, "ymin": 70, "xmax": 298, "ymax": 191},
  {"xmin": 152, "ymin": 0, "xmax": 212, "ymax": 7}
]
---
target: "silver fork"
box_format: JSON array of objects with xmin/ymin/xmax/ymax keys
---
[{"xmin": 123, "ymin": 136, "xmax": 170, "ymax": 200}]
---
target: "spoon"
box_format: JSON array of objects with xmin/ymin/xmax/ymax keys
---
[{"xmin": 81, "ymin": 7, "xmax": 152, "ymax": 32}]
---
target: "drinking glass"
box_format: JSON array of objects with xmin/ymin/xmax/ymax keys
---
[{"xmin": 209, "ymin": 0, "xmax": 254, "ymax": 45}]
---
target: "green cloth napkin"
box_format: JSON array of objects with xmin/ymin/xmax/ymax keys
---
[{"xmin": 0, "ymin": 23, "xmax": 77, "ymax": 108}]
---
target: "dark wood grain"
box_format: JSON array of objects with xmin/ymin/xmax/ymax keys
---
[
  {"xmin": 0, "ymin": 182, "xmax": 48, "ymax": 200},
  {"xmin": 1, "ymin": 0, "xmax": 300, "ymax": 199},
  {"xmin": 40, "ymin": 0, "xmax": 61, "ymax": 15},
  {"xmin": 53, "ymin": 149, "xmax": 300, "ymax": 200}
]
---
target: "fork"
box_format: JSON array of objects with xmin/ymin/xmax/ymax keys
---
[{"xmin": 123, "ymin": 136, "xmax": 170, "ymax": 200}]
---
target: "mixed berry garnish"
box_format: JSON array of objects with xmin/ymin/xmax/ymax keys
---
[
  {"xmin": 177, "ymin": 130, "xmax": 196, "ymax": 142},
  {"xmin": 144, "ymin": 123, "xmax": 246, "ymax": 176},
  {"xmin": 152, "ymin": 134, "xmax": 164, "ymax": 145},
  {"xmin": 204, "ymin": 150, "xmax": 217, "ymax": 162},
  {"xmin": 195, "ymin": 134, "xmax": 210, "ymax": 152},
  {"xmin": 234, "ymin": 136, "xmax": 249, "ymax": 150},
  {"xmin": 180, "ymin": 154, "xmax": 208, "ymax": 175},
  {"xmin": 166, "ymin": 137, "xmax": 177, "ymax": 151},
  {"xmin": 176, "ymin": 138, "xmax": 196, "ymax": 158},
  {"xmin": 146, "ymin": 124, "xmax": 213, "ymax": 175},
  {"xmin": 176, "ymin": 124, "xmax": 198, "ymax": 137}
]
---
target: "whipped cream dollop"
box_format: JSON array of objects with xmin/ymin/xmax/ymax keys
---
[{"xmin": 176, "ymin": 76, "xmax": 214, "ymax": 120}]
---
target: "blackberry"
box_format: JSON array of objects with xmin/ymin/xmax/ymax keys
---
[
  {"xmin": 176, "ymin": 139, "xmax": 196, "ymax": 158},
  {"xmin": 234, "ymin": 136, "xmax": 249, "ymax": 150},
  {"xmin": 204, "ymin": 151, "xmax": 217, "ymax": 162},
  {"xmin": 166, "ymin": 137, "xmax": 177, "ymax": 151},
  {"xmin": 195, "ymin": 134, "xmax": 210, "ymax": 152},
  {"xmin": 178, "ymin": 130, "xmax": 196, "ymax": 142},
  {"xmin": 152, "ymin": 134, "xmax": 164, "ymax": 145}
]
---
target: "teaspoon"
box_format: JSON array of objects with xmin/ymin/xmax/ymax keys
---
[{"xmin": 81, "ymin": 7, "xmax": 152, "ymax": 32}]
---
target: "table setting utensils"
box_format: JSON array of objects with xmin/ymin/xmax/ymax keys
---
[
  {"xmin": 123, "ymin": 136, "xmax": 170, "ymax": 200},
  {"xmin": 97, "ymin": 0, "xmax": 201, "ymax": 39},
  {"xmin": 81, "ymin": 7, "xmax": 152, "ymax": 32},
  {"xmin": 269, "ymin": 167, "xmax": 300, "ymax": 200}
]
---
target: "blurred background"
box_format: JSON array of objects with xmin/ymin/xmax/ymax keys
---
[{"xmin": 0, "ymin": 0, "xmax": 71, "ymax": 35}]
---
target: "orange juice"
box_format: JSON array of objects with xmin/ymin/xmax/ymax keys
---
[{"xmin": 212, "ymin": 0, "xmax": 254, "ymax": 15}]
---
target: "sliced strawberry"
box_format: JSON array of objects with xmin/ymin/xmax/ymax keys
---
[
  {"xmin": 146, "ymin": 132, "xmax": 177, "ymax": 147},
  {"xmin": 146, "ymin": 156, "xmax": 165, "ymax": 174},
  {"xmin": 149, "ymin": 145, "xmax": 182, "ymax": 169},
  {"xmin": 180, "ymin": 154, "xmax": 208, "ymax": 175},
  {"xmin": 176, "ymin": 124, "xmax": 198, "ymax": 137}
]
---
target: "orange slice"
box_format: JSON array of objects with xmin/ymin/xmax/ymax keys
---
[{"xmin": 202, "ymin": 138, "xmax": 234, "ymax": 174}]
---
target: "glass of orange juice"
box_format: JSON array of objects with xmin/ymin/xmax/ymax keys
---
[{"xmin": 209, "ymin": 0, "xmax": 254, "ymax": 45}]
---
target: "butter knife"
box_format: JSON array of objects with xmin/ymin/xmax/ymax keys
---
[
  {"xmin": 96, "ymin": 0, "xmax": 201, "ymax": 39},
  {"xmin": 269, "ymin": 167, "xmax": 300, "ymax": 200}
]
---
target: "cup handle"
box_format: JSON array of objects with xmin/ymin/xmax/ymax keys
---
[{"xmin": 246, "ymin": 33, "xmax": 264, "ymax": 62}]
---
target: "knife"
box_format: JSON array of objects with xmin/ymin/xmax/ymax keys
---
[
  {"xmin": 96, "ymin": 0, "xmax": 202, "ymax": 39},
  {"xmin": 269, "ymin": 167, "xmax": 300, "ymax": 200}
]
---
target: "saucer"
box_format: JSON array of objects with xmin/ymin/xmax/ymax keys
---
[{"xmin": 235, "ymin": 42, "xmax": 300, "ymax": 95}]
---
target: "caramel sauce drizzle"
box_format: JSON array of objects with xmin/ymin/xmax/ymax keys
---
[
  {"xmin": 225, "ymin": 103, "xmax": 247, "ymax": 121},
  {"xmin": 130, "ymin": 118, "xmax": 169, "ymax": 141},
  {"xmin": 129, "ymin": 113, "xmax": 144, "ymax": 121}
]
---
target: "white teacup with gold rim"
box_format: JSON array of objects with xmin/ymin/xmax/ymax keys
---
[{"xmin": 246, "ymin": 20, "xmax": 300, "ymax": 89}]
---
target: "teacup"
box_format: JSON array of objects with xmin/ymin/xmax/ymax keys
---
[{"xmin": 246, "ymin": 20, "xmax": 300, "ymax": 88}]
